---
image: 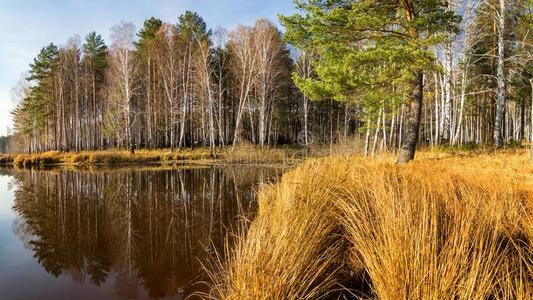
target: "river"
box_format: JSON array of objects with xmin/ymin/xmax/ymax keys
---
[{"xmin": 0, "ymin": 165, "xmax": 281, "ymax": 299}]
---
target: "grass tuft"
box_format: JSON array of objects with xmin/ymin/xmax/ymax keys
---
[{"xmin": 206, "ymin": 151, "xmax": 533, "ymax": 299}]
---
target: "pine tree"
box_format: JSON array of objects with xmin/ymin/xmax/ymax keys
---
[
  {"xmin": 83, "ymin": 32, "xmax": 107, "ymax": 149},
  {"xmin": 137, "ymin": 17, "xmax": 163, "ymax": 50},
  {"xmin": 83, "ymin": 32, "xmax": 107, "ymax": 70},
  {"xmin": 136, "ymin": 17, "xmax": 163, "ymax": 149},
  {"xmin": 177, "ymin": 11, "xmax": 211, "ymax": 147},
  {"xmin": 177, "ymin": 11, "xmax": 210, "ymax": 42},
  {"xmin": 26, "ymin": 43, "xmax": 59, "ymax": 151},
  {"xmin": 281, "ymin": 0, "xmax": 460, "ymax": 162}
]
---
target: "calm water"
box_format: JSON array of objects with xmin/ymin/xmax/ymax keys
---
[{"xmin": 0, "ymin": 165, "xmax": 280, "ymax": 300}]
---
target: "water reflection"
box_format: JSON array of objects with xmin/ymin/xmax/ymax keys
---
[{"xmin": 3, "ymin": 166, "xmax": 279, "ymax": 299}]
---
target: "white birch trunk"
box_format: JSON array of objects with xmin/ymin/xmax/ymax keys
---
[{"xmin": 494, "ymin": 0, "xmax": 506, "ymax": 147}]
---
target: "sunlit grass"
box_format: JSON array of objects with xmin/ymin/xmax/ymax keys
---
[
  {"xmin": 0, "ymin": 145, "xmax": 305, "ymax": 167},
  {"xmin": 222, "ymin": 143, "xmax": 300, "ymax": 164},
  {"xmin": 0, "ymin": 148, "xmax": 215, "ymax": 167},
  {"xmin": 205, "ymin": 150, "xmax": 533, "ymax": 299}
]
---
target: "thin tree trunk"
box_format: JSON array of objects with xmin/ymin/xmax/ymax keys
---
[
  {"xmin": 494, "ymin": 0, "xmax": 506, "ymax": 147},
  {"xmin": 364, "ymin": 117, "xmax": 370, "ymax": 157},
  {"xmin": 530, "ymin": 79, "xmax": 533, "ymax": 162},
  {"xmin": 381, "ymin": 106, "xmax": 387, "ymax": 151},
  {"xmin": 452, "ymin": 69, "xmax": 467, "ymax": 145},
  {"xmin": 372, "ymin": 108, "xmax": 382, "ymax": 157},
  {"xmin": 441, "ymin": 41, "xmax": 452, "ymax": 144},
  {"xmin": 303, "ymin": 95, "xmax": 309, "ymax": 146},
  {"xmin": 433, "ymin": 73, "xmax": 440, "ymax": 143}
]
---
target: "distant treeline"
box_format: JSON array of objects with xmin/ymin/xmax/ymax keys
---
[
  {"xmin": 0, "ymin": 135, "xmax": 9, "ymax": 153},
  {"xmin": 8, "ymin": 13, "xmax": 351, "ymax": 154}
]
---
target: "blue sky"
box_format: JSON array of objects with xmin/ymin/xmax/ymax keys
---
[{"xmin": 0, "ymin": 0, "xmax": 297, "ymax": 136}]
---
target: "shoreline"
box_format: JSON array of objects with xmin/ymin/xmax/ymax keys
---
[
  {"xmin": 1, "ymin": 146, "xmax": 527, "ymax": 168},
  {"xmin": 0, "ymin": 147, "xmax": 303, "ymax": 168}
]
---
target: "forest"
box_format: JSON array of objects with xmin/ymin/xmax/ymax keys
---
[
  {"xmin": 0, "ymin": 1, "xmax": 532, "ymax": 299},
  {"xmin": 2, "ymin": 0, "xmax": 531, "ymax": 164}
]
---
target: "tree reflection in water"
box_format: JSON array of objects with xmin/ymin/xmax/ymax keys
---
[{"xmin": 8, "ymin": 166, "xmax": 279, "ymax": 299}]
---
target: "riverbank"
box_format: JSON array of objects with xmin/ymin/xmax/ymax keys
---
[
  {"xmin": 2, "ymin": 141, "xmax": 528, "ymax": 168},
  {"xmin": 0, "ymin": 145, "xmax": 303, "ymax": 167},
  {"xmin": 206, "ymin": 150, "xmax": 533, "ymax": 299}
]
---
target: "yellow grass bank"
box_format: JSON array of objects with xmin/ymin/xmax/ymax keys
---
[
  {"xmin": 205, "ymin": 151, "xmax": 533, "ymax": 299},
  {"xmin": 0, "ymin": 145, "xmax": 300, "ymax": 167}
]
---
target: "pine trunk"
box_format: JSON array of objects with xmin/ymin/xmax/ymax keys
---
[{"xmin": 397, "ymin": 71, "xmax": 424, "ymax": 164}]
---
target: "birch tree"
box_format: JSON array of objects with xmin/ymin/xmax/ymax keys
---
[
  {"xmin": 229, "ymin": 26, "xmax": 257, "ymax": 145},
  {"xmin": 253, "ymin": 19, "xmax": 286, "ymax": 147},
  {"xmin": 493, "ymin": 0, "xmax": 507, "ymax": 147},
  {"xmin": 294, "ymin": 49, "xmax": 316, "ymax": 147},
  {"xmin": 136, "ymin": 17, "xmax": 163, "ymax": 149},
  {"xmin": 194, "ymin": 32, "xmax": 216, "ymax": 155},
  {"xmin": 154, "ymin": 23, "xmax": 181, "ymax": 150},
  {"xmin": 106, "ymin": 22, "xmax": 139, "ymax": 152},
  {"xmin": 212, "ymin": 28, "xmax": 229, "ymax": 146}
]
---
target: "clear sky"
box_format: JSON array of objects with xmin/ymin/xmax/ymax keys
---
[{"xmin": 0, "ymin": 0, "xmax": 297, "ymax": 136}]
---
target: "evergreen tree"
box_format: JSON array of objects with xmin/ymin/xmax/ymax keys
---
[
  {"xmin": 26, "ymin": 43, "xmax": 59, "ymax": 151},
  {"xmin": 281, "ymin": 0, "xmax": 460, "ymax": 162},
  {"xmin": 176, "ymin": 11, "xmax": 211, "ymax": 147},
  {"xmin": 135, "ymin": 17, "xmax": 163, "ymax": 149},
  {"xmin": 177, "ymin": 11, "xmax": 211, "ymax": 42},
  {"xmin": 83, "ymin": 32, "xmax": 107, "ymax": 71},
  {"xmin": 136, "ymin": 17, "xmax": 163, "ymax": 50},
  {"xmin": 83, "ymin": 32, "xmax": 107, "ymax": 149}
]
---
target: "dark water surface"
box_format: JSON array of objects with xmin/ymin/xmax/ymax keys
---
[{"xmin": 0, "ymin": 165, "xmax": 280, "ymax": 300}]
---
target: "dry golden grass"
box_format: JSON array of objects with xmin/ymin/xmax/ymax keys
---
[
  {"xmin": 0, "ymin": 148, "xmax": 218, "ymax": 167},
  {"xmin": 308, "ymin": 136, "xmax": 365, "ymax": 158},
  {"xmin": 203, "ymin": 164, "xmax": 348, "ymax": 299},
  {"xmin": 11, "ymin": 151, "xmax": 63, "ymax": 167},
  {"xmin": 222, "ymin": 143, "xmax": 301, "ymax": 164},
  {"xmin": 0, "ymin": 145, "xmax": 303, "ymax": 167},
  {"xmin": 205, "ymin": 151, "xmax": 533, "ymax": 299}
]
